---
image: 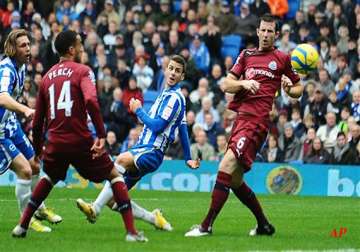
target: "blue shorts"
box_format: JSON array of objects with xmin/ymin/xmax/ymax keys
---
[
  {"xmin": 126, "ymin": 146, "xmax": 164, "ymax": 189},
  {"xmin": 0, "ymin": 127, "xmax": 34, "ymax": 175}
]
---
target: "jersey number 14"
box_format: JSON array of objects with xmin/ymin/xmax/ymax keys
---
[{"xmin": 49, "ymin": 80, "xmax": 73, "ymax": 119}]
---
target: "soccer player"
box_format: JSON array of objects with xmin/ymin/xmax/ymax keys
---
[
  {"xmin": 185, "ymin": 14, "xmax": 304, "ymax": 237},
  {"xmin": 0, "ymin": 29, "xmax": 61, "ymax": 233},
  {"xmin": 12, "ymin": 30, "xmax": 147, "ymax": 242},
  {"xmin": 76, "ymin": 55, "xmax": 200, "ymax": 230}
]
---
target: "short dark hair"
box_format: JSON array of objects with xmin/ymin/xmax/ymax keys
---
[
  {"xmin": 259, "ymin": 13, "xmax": 279, "ymax": 32},
  {"xmin": 54, "ymin": 30, "xmax": 78, "ymax": 56},
  {"xmin": 170, "ymin": 55, "xmax": 187, "ymax": 74}
]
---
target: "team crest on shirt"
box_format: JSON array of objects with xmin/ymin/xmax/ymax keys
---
[
  {"xmin": 268, "ymin": 61, "xmax": 277, "ymax": 70},
  {"xmin": 88, "ymin": 70, "xmax": 96, "ymax": 85}
]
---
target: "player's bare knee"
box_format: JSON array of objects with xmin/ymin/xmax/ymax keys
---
[
  {"xmin": 219, "ymin": 149, "xmax": 238, "ymax": 174},
  {"xmin": 18, "ymin": 166, "xmax": 32, "ymax": 180}
]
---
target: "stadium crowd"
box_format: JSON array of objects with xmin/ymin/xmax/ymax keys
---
[{"xmin": 0, "ymin": 0, "xmax": 359, "ymax": 165}]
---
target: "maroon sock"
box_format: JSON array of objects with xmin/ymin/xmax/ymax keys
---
[
  {"xmin": 111, "ymin": 180, "xmax": 137, "ymax": 235},
  {"xmin": 20, "ymin": 178, "xmax": 53, "ymax": 229},
  {"xmin": 232, "ymin": 182, "xmax": 268, "ymax": 226},
  {"xmin": 201, "ymin": 171, "xmax": 232, "ymax": 232}
]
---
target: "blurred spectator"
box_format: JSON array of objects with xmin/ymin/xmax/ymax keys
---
[
  {"xmin": 326, "ymin": 90, "xmax": 341, "ymax": 120},
  {"xmin": 234, "ymin": 3, "xmax": 258, "ymax": 44},
  {"xmin": 215, "ymin": 134, "xmax": 227, "ymax": 161},
  {"xmin": 348, "ymin": 124, "xmax": 360, "ymax": 149},
  {"xmin": 331, "ymin": 132, "xmax": 357, "ymax": 164},
  {"xmin": 324, "ymin": 44, "xmax": 339, "ymax": 77},
  {"xmin": 120, "ymin": 126, "xmax": 142, "ymax": 153},
  {"xmin": 260, "ymin": 134, "xmax": 284, "ymax": 163},
  {"xmin": 190, "ymin": 130, "xmax": 216, "ymax": 161},
  {"xmin": 122, "ymin": 76, "xmax": 144, "ymax": 119},
  {"xmin": 338, "ymin": 107, "xmax": 351, "ymax": 133},
  {"xmin": 276, "ymin": 23, "xmax": 296, "ymax": 54},
  {"xmin": 98, "ymin": 0, "xmax": 120, "ymax": 26},
  {"xmin": 165, "ymin": 30, "xmax": 184, "ymax": 56},
  {"xmin": 301, "ymin": 127, "xmax": 317, "ymax": 158},
  {"xmin": 103, "ymin": 87, "xmax": 134, "ymax": 143},
  {"xmin": 105, "ymin": 130, "xmax": 121, "ymax": 156},
  {"xmin": 132, "ymin": 54, "xmax": 154, "ymax": 92},
  {"xmin": 278, "ymin": 122, "xmax": 302, "ymax": 162},
  {"xmin": 303, "ymin": 137, "xmax": 331, "ymax": 164},
  {"xmin": 217, "ymin": 1, "xmax": 237, "ymax": 35},
  {"xmin": 290, "ymin": 108, "xmax": 306, "ymax": 139},
  {"xmin": 318, "ymin": 68, "xmax": 335, "ymax": 97},
  {"xmin": 351, "ymin": 90, "xmax": 360, "ymax": 122},
  {"xmin": 335, "ymin": 71, "xmax": 353, "ymax": 106},
  {"xmin": 316, "ymin": 112, "xmax": 340, "ymax": 152},
  {"xmin": 249, "ymin": 0, "xmax": 270, "ymax": 17},
  {"xmin": 195, "ymin": 96, "xmax": 220, "ymax": 125},
  {"xmin": 203, "ymin": 112, "xmax": 225, "ymax": 148},
  {"xmin": 189, "ymin": 34, "xmax": 210, "ymax": 75},
  {"xmin": 304, "ymin": 87, "xmax": 328, "ymax": 128},
  {"xmin": 56, "ymin": 0, "xmax": 78, "ymax": 23},
  {"xmin": 199, "ymin": 15, "xmax": 222, "ymax": 64}
]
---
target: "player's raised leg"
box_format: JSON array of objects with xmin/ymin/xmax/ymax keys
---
[{"xmin": 185, "ymin": 149, "xmax": 238, "ymax": 237}]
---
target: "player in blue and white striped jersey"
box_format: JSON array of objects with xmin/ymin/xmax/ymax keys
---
[
  {"xmin": 77, "ymin": 55, "xmax": 200, "ymax": 231},
  {"xmin": 0, "ymin": 29, "xmax": 61, "ymax": 232}
]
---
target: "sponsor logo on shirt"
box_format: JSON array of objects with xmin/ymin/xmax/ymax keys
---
[{"xmin": 245, "ymin": 68, "xmax": 275, "ymax": 79}]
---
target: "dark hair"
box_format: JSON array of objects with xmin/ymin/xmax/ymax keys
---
[
  {"xmin": 337, "ymin": 132, "xmax": 346, "ymax": 138},
  {"xmin": 54, "ymin": 30, "xmax": 78, "ymax": 56},
  {"xmin": 259, "ymin": 13, "xmax": 279, "ymax": 32},
  {"xmin": 170, "ymin": 55, "xmax": 187, "ymax": 74}
]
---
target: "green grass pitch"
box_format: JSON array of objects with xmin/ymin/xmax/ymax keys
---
[{"xmin": 0, "ymin": 187, "xmax": 359, "ymax": 251}]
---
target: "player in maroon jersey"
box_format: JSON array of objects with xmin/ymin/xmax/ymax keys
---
[
  {"xmin": 185, "ymin": 14, "xmax": 304, "ymax": 237},
  {"xmin": 12, "ymin": 30, "xmax": 147, "ymax": 242}
]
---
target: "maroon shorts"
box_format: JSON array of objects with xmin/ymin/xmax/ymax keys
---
[
  {"xmin": 227, "ymin": 117, "xmax": 268, "ymax": 172},
  {"xmin": 42, "ymin": 148, "xmax": 113, "ymax": 183}
]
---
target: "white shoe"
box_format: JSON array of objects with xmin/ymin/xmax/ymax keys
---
[
  {"xmin": 153, "ymin": 209, "xmax": 173, "ymax": 231},
  {"xmin": 185, "ymin": 225, "xmax": 211, "ymax": 237},
  {"xmin": 12, "ymin": 225, "xmax": 27, "ymax": 238},
  {"xmin": 125, "ymin": 231, "xmax": 148, "ymax": 242}
]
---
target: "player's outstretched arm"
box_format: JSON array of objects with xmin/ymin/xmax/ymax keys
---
[
  {"xmin": 0, "ymin": 92, "xmax": 34, "ymax": 119},
  {"xmin": 178, "ymin": 123, "xmax": 200, "ymax": 169},
  {"xmin": 281, "ymin": 75, "xmax": 304, "ymax": 99},
  {"xmin": 221, "ymin": 73, "xmax": 260, "ymax": 94}
]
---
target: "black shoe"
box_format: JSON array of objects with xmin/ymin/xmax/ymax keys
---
[{"xmin": 249, "ymin": 223, "xmax": 275, "ymax": 236}]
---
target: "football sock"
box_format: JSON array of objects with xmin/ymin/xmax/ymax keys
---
[
  {"xmin": 232, "ymin": 182, "xmax": 268, "ymax": 226},
  {"xmin": 31, "ymin": 174, "xmax": 45, "ymax": 210},
  {"xmin": 201, "ymin": 171, "xmax": 232, "ymax": 232},
  {"xmin": 93, "ymin": 181, "xmax": 113, "ymax": 215},
  {"xmin": 20, "ymin": 177, "xmax": 54, "ymax": 229},
  {"xmin": 130, "ymin": 200, "xmax": 155, "ymax": 224},
  {"xmin": 111, "ymin": 177, "xmax": 137, "ymax": 235},
  {"xmin": 15, "ymin": 179, "xmax": 32, "ymax": 214}
]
